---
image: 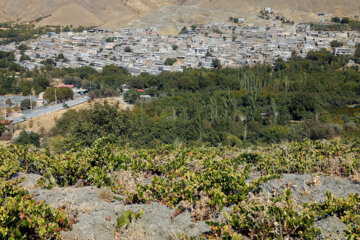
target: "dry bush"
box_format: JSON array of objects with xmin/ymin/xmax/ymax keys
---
[
  {"xmin": 351, "ymin": 172, "xmax": 360, "ymax": 184},
  {"xmin": 115, "ymin": 224, "xmax": 148, "ymax": 240},
  {"xmin": 114, "ymin": 170, "xmax": 146, "ymax": 195},
  {"xmin": 307, "ymin": 175, "xmax": 321, "ymax": 186},
  {"xmin": 99, "ymin": 188, "xmax": 113, "ymax": 202},
  {"xmin": 190, "ymin": 192, "xmax": 213, "ymax": 221},
  {"xmin": 39, "ymin": 126, "xmax": 47, "ymax": 138}
]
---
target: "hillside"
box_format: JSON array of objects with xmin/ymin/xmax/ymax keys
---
[
  {"xmin": 1, "ymin": 139, "xmax": 360, "ymax": 239},
  {"xmin": 0, "ymin": 0, "xmax": 359, "ymax": 32}
]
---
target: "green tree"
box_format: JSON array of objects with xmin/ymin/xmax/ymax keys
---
[
  {"xmin": 124, "ymin": 89, "xmax": 141, "ymax": 104},
  {"xmin": 330, "ymin": 40, "xmax": 343, "ymax": 48},
  {"xmin": 179, "ymin": 26, "xmax": 189, "ymax": 34},
  {"xmin": 33, "ymin": 77, "xmax": 50, "ymax": 95},
  {"xmin": 172, "ymin": 45, "xmax": 179, "ymax": 51},
  {"xmin": 212, "ymin": 58, "xmax": 222, "ymax": 69},
  {"xmin": 17, "ymin": 44, "xmax": 29, "ymax": 52},
  {"xmin": 331, "ymin": 17, "xmax": 341, "ymax": 23},
  {"xmin": 0, "ymin": 122, "xmax": 6, "ymax": 136},
  {"xmin": 106, "ymin": 37, "xmax": 114, "ymax": 42},
  {"xmin": 205, "ymin": 50, "xmax": 213, "ymax": 57},
  {"xmin": 353, "ymin": 45, "xmax": 360, "ymax": 64},
  {"xmin": 288, "ymin": 93, "xmax": 316, "ymax": 120},
  {"xmin": 14, "ymin": 130, "xmax": 40, "ymax": 147},
  {"xmin": 124, "ymin": 46, "xmax": 132, "ymax": 52},
  {"xmin": 341, "ymin": 17, "xmax": 350, "ymax": 24},
  {"xmin": 164, "ymin": 58, "xmax": 177, "ymax": 66},
  {"xmin": 43, "ymin": 87, "xmax": 73, "ymax": 103},
  {"xmin": 20, "ymin": 99, "xmax": 36, "ymax": 110}
]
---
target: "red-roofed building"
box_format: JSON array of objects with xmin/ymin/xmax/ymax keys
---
[
  {"xmin": 57, "ymin": 84, "xmax": 75, "ymax": 88},
  {"xmin": 137, "ymin": 89, "xmax": 145, "ymax": 93},
  {"xmin": 0, "ymin": 119, "xmax": 14, "ymax": 140},
  {"xmin": 0, "ymin": 120, "xmax": 13, "ymax": 125}
]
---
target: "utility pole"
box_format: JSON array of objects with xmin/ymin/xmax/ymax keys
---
[
  {"xmin": 3, "ymin": 98, "xmax": 6, "ymax": 120},
  {"xmin": 55, "ymin": 87, "xmax": 57, "ymax": 104},
  {"xmin": 30, "ymin": 94, "xmax": 32, "ymax": 111}
]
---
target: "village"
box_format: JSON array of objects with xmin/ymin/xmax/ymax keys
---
[{"xmin": 0, "ymin": 10, "xmax": 360, "ymax": 75}]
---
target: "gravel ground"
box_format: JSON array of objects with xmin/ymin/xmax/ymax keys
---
[
  {"xmin": 17, "ymin": 173, "xmax": 210, "ymax": 240},
  {"xmin": 16, "ymin": 172, "xmax": 360, "ymax": 240},
  {"xmin": 260, "ymin": 173, "xmax": 360, "ymax": 240},
  {"xmin": 260, "ymin": 173, "xmax": 360, "ymax": 204}
]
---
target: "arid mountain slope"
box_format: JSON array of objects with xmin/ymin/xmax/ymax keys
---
[{"xmin": 0, "ymin": 0, "xmax": 359, "ymax": 31}]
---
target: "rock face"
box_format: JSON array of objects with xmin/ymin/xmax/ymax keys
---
[{"xmin": 0, "ymin": 0, "xmax": 359, "ymax": 30}]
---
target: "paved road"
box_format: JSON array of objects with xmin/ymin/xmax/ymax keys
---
[
  {"xmin": 9, "ymin": 96, "xmax": 91, "ymax": 124},
  {"xmin": 0, "ymin": 96, "xmax": 41, "ymax": 107}
]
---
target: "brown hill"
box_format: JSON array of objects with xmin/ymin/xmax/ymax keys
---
[{"xmin": 0, "ymin": 0, "xmax": 359, "ymax": 31}]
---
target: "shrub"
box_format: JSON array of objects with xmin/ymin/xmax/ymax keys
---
[
  {"xmin": 330, "ymin": 40, "xmax": 343, "ymax": 48},
  {"xmin": 43, "ymin": 87, "xmax": 73, "ymax": 103},
  {"xmin": 20, "ymin": 99, "xmax": 36, "ymax": 110},
  {"xmin": 116, "ymin": 209, "xmax": 144, "ymax": 231},
  {"xmin": 124, "ymin": 89, "xmax": 141, "ymax": 104},
  {"xmin": 0, "ymin": 180, "xmax": 71, "ymax": 239},
  {"xmin": 303, "ymin": 120, "xmax": 342, "ymax": 140},
  {"xmin": 164, "ymin": 58, "xmax": 177, "ymax": 66},
  {"xmin": 211, "ymin": 58, "xmax": 222, "ymax": 69},
  {"xmin": 288, "ymin": 93, "xmax": 316, "ymax": 120},
  {"xmin": 14, "ymin": 130, "xmax": 40, "ymax": 147}
]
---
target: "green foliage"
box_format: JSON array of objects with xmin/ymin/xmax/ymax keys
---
[
  {"xmin": 124, "ymin": 89, "xmax": 141, "ymax": 104},
  {"xmin": 54, "ymin": 103, "xmax": 130, "ymax": 147},
  {"xmin": 341, "ymin": 17, "xmax": 350, "ymax": 24},
  {"xmin": 43, "ymin": 87, "xmax": 73, "ymax": 103},
  {"xmin": 214, "ymin": 189, "xmax": 320, "ymax": 239},
  {"xmin": 20, "ymin": 99, "xmax": 36, "ymax": 110},
  {"xmin": 0, "ymin": 24, "xmax": 52, "ymax": 45},
  {"xmin": 353, "ymin": 45, "xmax": 360, "ymax": 64},
  {"xmin": 331, "ymin": 40, "xmax": 344, "ymax": 48},
  {"xmin": 205, "ymin": 50, "xmax": 213, "ymax": 57},
  {"xmin": 105, "ymin": 37, "xmax": 114, "ymax": 42},
  {"xmin": 116, "ymin": 209, "xmax": 144, "ymax": 230},
  {"xmin": 14, "ymin": 130, "xmax": 40, "ymax": 147},
  {"xmin": 179, "ymin": 27, "xmax": 189, "ymax": 34},
  {"xmin": 17, "ymin": 44, "xmax": 29, "ymax": 52},
  {"xmin": 172, "ymin": 45, "xmax": 179, "ymax": 51},
  {"xmin": 331, "ymin": 17, "xmax": 341, "ymax": 23},
  {"xmin": 124, "ymin": 46, "xmax": 132, "ymax": 53},
  {"xmin": 33, "ymin": 77, "xmax": 50, "ymax": 95},
  {"xmin": 164, "ymin": 58, "xmax": 177, "ymax": 66},
  {"xmin": 0, "ymin": 180, "xmax": 71, "ymax": 239},
  {"xmin": 208, "ymin": 189, "xmax": 360, "ymax": 239},
  {"xmin": 0, "ymin": 139, "xmax": 359, "ymax": 239},
  {"xmin": 0, "ymin": 122, "xmax": 6, "ymax": 136},
  {"xmin": 211, "ymin": 58, "xmax": 221, "ymax": 69},
  {"xmin": 288, "ymin": 93, "xmax": 316, "ymax": 120}
]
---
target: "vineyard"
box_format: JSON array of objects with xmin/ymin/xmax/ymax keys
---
[{"xmin": 0, "ymin": 138, "xmax": 360, "ymax": 239}]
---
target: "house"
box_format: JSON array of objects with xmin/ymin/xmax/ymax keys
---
[
  {"xmin": 264, "ymin": 7, "xmax": 273, "ymax": 13},
  {"xmin": 57, "ymin": 84, "xmax": 75, "ymax": 88}
]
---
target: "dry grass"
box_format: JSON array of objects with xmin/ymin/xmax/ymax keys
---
[
  {"xmin": 350, "ymin": 173, "xmax": 360, "ymax": 184},
  {"xmin": 99, "ymin": 188, "xmax": 113, "ymax": 202},
  {"xmin": 115, "ymin": 223, "xmax": 149, "ymax": 240}
]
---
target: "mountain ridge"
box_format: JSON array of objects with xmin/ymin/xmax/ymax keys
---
[{"xmin": 0, "ymin": 0, "xmax": 359, "ymax": 31}]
